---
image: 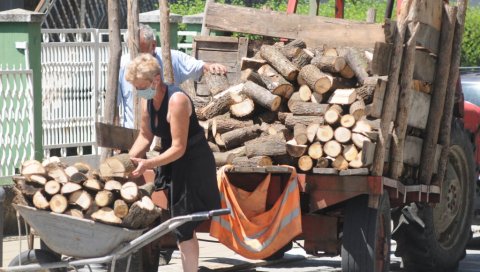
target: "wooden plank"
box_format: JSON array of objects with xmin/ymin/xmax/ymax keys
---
[
  {"xmin": 95, "ymin": 122, "xmax": 139, "ymax": 151},
  {"xmin": 416, "ymin": 22, "xmax": 440, "ymax": 54},
  {"xmin": 194, "ymin": 35, "xmax": 241, "ymax": 43},
  {"xmin": 407, "ymin": 90, "xmax": 431, "ymax": 129},
  {"xmin": 409, "ymin": 0, "xmax": 443, "ymax": 31},
  {"xmin": 196, "ymin": 51, "xmax": 239, "ymax": 62},
  {"xmin": 366, "ymin": 77, "xmax": 387, "ymax": 118},
  {"xmin": 204, "ymin": 2, "xmax": 385, "ymax": 49},
  {"xmin": 371, "ymin": 42, "xmax": 393, "ymax": 76},
  {"xmin": 312, "ymin": 168, "xmax": 339, "ymax": 175},
  {"xmin": 339, "ymin": 168, "xmax": 369, "ymax": 176},
  {"xmin": 413, "ymin": 50, "xmax": 436, "ymax": 83}
]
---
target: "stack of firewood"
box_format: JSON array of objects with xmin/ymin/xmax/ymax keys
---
[
  {"xmin": 196, "ymin": 39, "xmax": 384, "ymax": 174},
  {"xmin": 13, "ymin": 154, "xmax": 161, "ymax": 229}
]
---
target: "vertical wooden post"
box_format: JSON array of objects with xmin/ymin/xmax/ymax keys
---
[
  {"xmin": 436, "ymin": 0, "xmax": 468, "ymax": 185},
  {"xmin": 418, "ymin": 4, "xmax": 458, "ymax": 185},
  {"xmin": 101, "ymin": 0, "xmax": 122, "ymax": 161},
  {"xmin": 370, "ymin": 0, "xmax": 412, "ymax": 176},
  {"xmin": 309, "ymin": 0, "xmax": 320, "ymax": 16},
  {"xmin": 366, "ymin": 8, "xmax": 377, "ymax": 23},
  {"xmin": 127, "ymin": 0, "xmax": 141, "ymax": 128},
  {"xmin": 159, "ymin": 0, "xmax": 174, "ymax": 85},
  {"xmin": 201, "ymin": 0, "xmax": 214, "ymax": 36},
  {"xmin": 389, "ymin": 22, "xmax": 419, "ymax": 180}
]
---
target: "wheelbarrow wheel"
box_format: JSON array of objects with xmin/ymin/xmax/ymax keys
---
[{"xmin": 8, "ymin": 249, "xmax": 66, "ymax": 272}]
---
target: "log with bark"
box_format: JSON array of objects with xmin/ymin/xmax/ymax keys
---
[
  {"xmin": 205, "ymin": 72, "xmax": 230, "ymax": 95},
  {"xmin": 99, "ymin": 154, "xmax": 135, "ymax": 178},
  {"xmin": 122, "ymin": 196, "xmax": 162, "ymax": 229},
  {"xmin": 260, "ymin": 45, "xmax": 299, "ymax": 81}
]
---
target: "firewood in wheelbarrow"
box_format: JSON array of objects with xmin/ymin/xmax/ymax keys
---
[
  {"xmin": 121, "ymin": 181, "xmax": 139, "ymax": 203},
  {"xmin": 60, "ymin": 182, "xmax": 82, "ymax": 195},
  {"xmin": 83, "ymin": 178, "xmax": 104, "ymax": 192},
  {"xmin": 95, "ymin": 190, "xmax": 114, "ymax": 207},
  {"xmin": 65, "ymin": 208, "xmax": 84, "ymax": 219},
  {"xmin": 122, "ymin": 196, "xmax": 162, "ymax": 229},
  {"xmin": 92, "ymin": 207, "xmax": 122, "ymax": 225},
  {"xmin": 69, "ymin": 190, "xmax": 92, "ymax": 210},
  {"xmin": 44, "ymin": 180, "xmax": 61, "ymax": 195},
  {"xmin": 114, "ymin": 199, "xmax": 129, "ymax": 218},
  {"xmin": 13, "ymin": 176, "xmax": 42, "ymax": 198},
  {"xmin": 64, "ymin": 166, "xmax": 79, "ymax": 178},
  {"xmin": 104, "ymin": 180, "xmax": 122, "ymax": 191},
  {"xmin": 73, "ymin": 162, "xmax": 92, "ymax": 174},
  {"xmin": 45, "ymin": 164, "xmax": 69, "ymax": 184},
  {"xmin": 33, "ymin": 191, "xmax": 50, "ymax": 210},
  {"xmin": 50, "ymin": 194, "xmax": 68, "ymax": 214},
  {"xmin": 21, "ymin": 160, "xmax": 46, "ymax": 184},
  {"xmin": 99, "ymin": 154, "xmax": 135, "ymax": 178},
  {"xmin": 69, "ymin": 172, "xmax": 88, "ymax": 184}
]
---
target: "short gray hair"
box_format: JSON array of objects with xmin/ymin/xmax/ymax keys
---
[{"xmin": 139, "ymin": 23, "xmax": 156, "ymax": 42}]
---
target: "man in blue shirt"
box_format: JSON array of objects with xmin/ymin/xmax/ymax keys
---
[{"xmin": 118, "ymin": 24, "xmax": 227, "ymax": 128}]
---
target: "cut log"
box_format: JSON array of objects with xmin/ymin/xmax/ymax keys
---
[
  {"xmin": 28, "ymin": 175, "xmax": 47, "ymax": 186},
  {"xmin": 338, "ymin": 47, "xmax": 370, "ymax": 84},
  {"xmin": 212, "ymin": 118, "xmax": 253, "ymax": 137},
  {"xmin": 83, "ymin": 179, "xmax": 104, "ymax": 192},
  {"xmin": 230, "ymin": 98, "xmax": 254, "ymax": 118},
  {"xmin": 316, "ymin": 157, "xmax": 330, "ymax": 168},
  {"xmin": 349, "ymin": 100, "xmax": 366, "ymax": 120},
  {"xmin": 215, "ymin": 133, "xmax": 226, "ymax": 147},
  {"xmin": 324, "ymin": 108, "xmax": 340, "ymax": 125},
  {"xmin": 349, "ymin": 151, "xmax": 364, "ymax": 168},
  {"xmin": 122, "ymin": 196, "xmax": 162, "ymax": 229},
  {"xmin": 316, "ymin": 125, "xmax": 334, "ymax": 142},
  {"xmin": 332, "ymin": 155, "xmax": 349, "ymax": 170},
  {"xmin": 292, "ymin": 49, "xmax": 314, "ymax": 69},
  {"xmin": 33, "ymin": 191, "xmax": 50, "ymax": 210},
  {"xmin": 232, "ymin": 156, "xmax": 273, "ymax": 167},
  {"xmin": 286, "ymin": 139, "xmax": 308, "ymax": 158},
  {"xmin": 308, "ymin": 142, "xmax": 323, "ymax": 159},
  {"xmin": 242, "ymin": 81, "xmax": 282, "ymax": 111},
  {"xmin": 214, "ymin": 152, "xmax": 235, "ymax": 166},
  {"xmin": 311, "ymin": 92, "xmax": 323, "ymax": 104},
  {"xmin": 334, "ymin": 127, "xmax": 352, "ymax": 143},
  {"xmin": 228, "ymin": 146, "xmax": 247, "ymax": 158},
  {"xmin": 355, "ymin": 77, "xmax": 378, "ymax": 104},
  {"xmin": 49, "ymin": 194, "xmax": 68, "ymax": 214},
  {"xmin": 311, "ymin": 55, "xmax": 346, "ymax": 73},
  {"xmin": 257, "ymin": 64, "xmax": 294, "ymax": 98},
  {"xmin": 73, "ymin": 162, "xmax": 91, "ymax": 174},
  {"xmin": 289, "ymin": 101, "xmax": 328, "ymax": 116},
  {"xmin": 299, "ymin": 64, "xmax": 333, "ymax": 94},
  {"xmin": 205, "ymin": 72, "xmax": 230, "ymax": 96},
  {"xmin": 44, "ymin": 180, "xmax": 61, "ymax": 195},
  {"xmin": 352, "ymin": 132, "xmax": 372, "ymax": 149},
  {"xmin": 280, "ymin": 39, "xmax": 306, "ymax": 59},
  {"xmin": 65, "ymin": 209, "xmax": 84, "ymax": 218},
  {"xmin": 99, "ymin": 154, "xmax": 135, "ymax": 179},
  {"xmin": 298, "ymin": 85, "xmax": 312, "ymax": 101},
  {"xmin": 260, "ymin": 45, "xmax": 299, "ymax": 81},
  {"xmin": 277, "ymin": 112, "xmax": 289, "ymax": 124},
  {"xmin": 14, "ymin": 178, "xmax": 42, "ymax": 197},
  {"xmin": 323, "ymin": 47, "xmax": 338, "ymax": 57},
  {"xmin": 323, "ymin": 140, "xmax": 342, "ymax": 157},
  {"xmin": 46, "ymin": 165, "xmax": 69, "ymax": 184},
  {"xmin": 60, "ymin": 182, "xmax": 82, "ymax": 195},
  {"xmin": 42, "ymin": 157, "xmax": 61, "ymax": 167},
  {"xmin": 352, "ymin": 119, "xmax": 373, "ymax": 134},
  {"xmin": 69, "ymin": 172, "xmax": 88, "ymax": 184},
  {"xmin": 340, "ymin": 63, "xmax": 355, "ymax": 79},
  {"xmin": 241, "ymin": 57, "xmax": 267, "ymax": 70},
  {"xmin": 288, "ymin": 92, "xmax": 302, "ymax": 108},
  {"xmin": 297, "ymin": 155, "xmax": 313, "ymax": 172},
  {"xmin": 284, "ymin": 114, "xmax": 323, "ymax": 129},
  {"xmin": 307, "ymin": 123, "xmax": 320, "ymax": 142},
  {"xmin": 121, "ymin": 181, "xmax": 140, "ymax": 203},
  {"xmin": 266, "ymin": 123, "xmax": 289, "ymax": 138},
  {"xmin": 114, "ymin": 199, "xmax": 129, "ymax": 219},
  {"xmin": 21, "ymin": 160, "xmax": 46, "ymax": 177},
  {"xmin": 343, "ymin": 144, "xmax": 359, "ymax": 162},
  {"xmin": 294, "ymin": 124, "xmax": 308, "ymax": 145},
  {"xmin": 64, "ymin": 166, "xmax": 79, "ymax": 178},
  {"xmin": 328, "ymin": 88, "xmax": 356, "ymax": 104},
  {"xmin": 104, "ymin": 180, "xmax": 123, "ymax": 191},
  {"xmin": 92, "ymin": 207, "xmax": 122, "ymax": 225},
  {"xmin": 340, "ymin": 114, "xmax": 356, "ymax": 128},
  {"xmin": 69, "ymin": 190, "xmax": 92, "ymax": 210},
  {"xmin": 241, "ymin": 68, "xmax": 267, "ymax": 88},
  {"xmin": 221, "ymin": 125, "xmax": 262, "ymax": 149},
  {"xmin": 245, "ymin": 134, "xmax": 287, "ymax": 157},
  {"xmin": 95, "ymin": 190, "xmax": 114, "ymax": 207},
  {"xmin": 198, "ymin": 85, "xmax": 240, "ymax": 120}
]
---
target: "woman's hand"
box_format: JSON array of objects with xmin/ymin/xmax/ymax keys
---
[{"xmin": 130, "ymin": 157, "xmax": 153, "ymax": 178}]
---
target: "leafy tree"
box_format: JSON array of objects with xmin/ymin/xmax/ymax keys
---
[{"xmin": 462, "ymin": 6, "xmax": 480, "ymax": 66}]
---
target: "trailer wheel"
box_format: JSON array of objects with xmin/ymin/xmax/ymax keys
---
[
  {"xmin": 341, "ymin": 191, "xmax": 391, "ymax": 272},
  {"xmin": 395, "ymin": 121, "xmax": 475, "ymax": 271},
  {"xmin": 8, "ymin": 249, "xmax": 66, "ymax": 272}
]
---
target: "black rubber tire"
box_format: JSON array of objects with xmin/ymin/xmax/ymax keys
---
[
  {"xmin": 8, "ymin": 249, "xmax": 66, "ymax": 272},
  {"xmin": 341, "ymin": 192, "xmax": 391, "ymax": 272},
  {"xmin": 396, "ymin": 121, "xmax": 475, "ymax": 272}
]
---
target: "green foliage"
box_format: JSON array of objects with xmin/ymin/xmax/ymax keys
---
[{"xmin": 461, "ymin": 6, "xmax": 480, "ymax": 66}]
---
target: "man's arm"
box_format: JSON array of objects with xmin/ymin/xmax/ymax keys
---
[{"xmin": 167, "ymin": 49, "xmax": 227, "ymax": 84}]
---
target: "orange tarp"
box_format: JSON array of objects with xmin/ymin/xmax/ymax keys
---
[{"xmin": 210, "ymin": 165, "xmax": 302, "ymax": 259}]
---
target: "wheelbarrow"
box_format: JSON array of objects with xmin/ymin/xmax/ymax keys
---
[{"xmin": 1, "ymin": 204, "xmax": 230, "ymax": 272}]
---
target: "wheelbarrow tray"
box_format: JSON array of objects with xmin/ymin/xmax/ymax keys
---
[{"xmin": 13, "ymin": 204, "xmax": 144, "ymax": 258}]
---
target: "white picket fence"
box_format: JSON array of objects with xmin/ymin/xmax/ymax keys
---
[
  {"xmin": 41, "ymin": 28, "xmax": 128, "ymax": 166},
  {"xmin": 0, "ymin": 65, "xmax": 36, "ymax": 177}
]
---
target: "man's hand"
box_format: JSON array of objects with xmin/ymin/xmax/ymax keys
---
[
  {"xmin": 204, "ymin": 62, "xmax": 227, "ymax": 75},
  {"xmin": 130, "ymin": 157, "xmax": 153, "ymax": 178}
]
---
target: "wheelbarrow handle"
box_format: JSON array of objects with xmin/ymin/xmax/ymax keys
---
[{"xmin": 190, "ymin": 208, "xmax": 231, "ymax": 222}]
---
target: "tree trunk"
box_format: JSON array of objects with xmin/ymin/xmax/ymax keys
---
[
  {"xmin": 260, "ymin": 45, "xmax": 299, "ymax": 80},
  {"xmin": 159, "ymin": 0, "xmax": 174, "ymax": 84}
]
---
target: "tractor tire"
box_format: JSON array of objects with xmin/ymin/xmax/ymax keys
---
[
  {"xmin": 341, "ymin": 191, "xmax": 391, "ymax": 272},
  {"xmin": 8, "ymin": 249, "xmax": 66, "ymax": 272},
  {"xmin": 395, "ymin": 121, "xmax": 475, "ymax": 271}
]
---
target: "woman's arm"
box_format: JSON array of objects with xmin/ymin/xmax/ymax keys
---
[
  {"xmin": 128, "ymin": 99, "xmax": 154, "ymax": 159},
  {"xmin": 131, "ymin": 93, "xmax": 191, "ymax": 176}
]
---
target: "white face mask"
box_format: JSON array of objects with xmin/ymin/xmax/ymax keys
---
[{"xmin": 137, "ymin": 81, "xmax": 156, "ymax": 100}]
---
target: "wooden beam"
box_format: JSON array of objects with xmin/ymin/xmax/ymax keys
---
[
  {"xmin": 413, "ymin": 50, "xmax": 436, "ymax": 83},
  {"xmin": 159, "ymin": 0, "xmax": 174, "ymax": 85},
  {"xmin": 127, "ymin": 0, "xmax": 140, "ymax": 129},
  {"xmin": 95, "ymin": 122, "xmax": 139, "ymax": 151},
  {"xmin": 204, "ymin": 2, "xmax": 385, "ymax": 48}
]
